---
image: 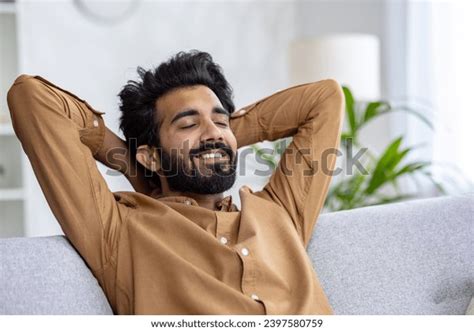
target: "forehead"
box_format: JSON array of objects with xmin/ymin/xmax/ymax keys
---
[{"xmin": 155, "ymin": 85, "xmax": 223, "ymax": 124}]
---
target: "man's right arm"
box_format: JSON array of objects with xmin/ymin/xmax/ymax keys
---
[{"xmin": 7, "ymin": 74, "xmax": 127, "ymax": 275}]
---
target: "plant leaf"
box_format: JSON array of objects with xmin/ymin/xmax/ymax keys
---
[
  {"xmin": 362, "ymin": 101, "xmax": 390, "ymax": 125},
  {"xmin": 251, "ymin": 145, "xmax": 277, "ymax": 169},
  {"xmin": 421, "ymin": 170, "xmax": 447, "ymax": 194},
  {"xmin": 365, "ymin": 137, "xmax": 404, "ymax": 194},
  {"xmin": 342, "ymin": 86, "xmax": 357, "ymax": 136},
  {"xmin": 393, "ymin": 161, "xmax": 430, "ymax": 178},
  {"xmin": 391, "ymin": 106, "xmax": 434, "ymax": 129},
  {"xmin": 368, "ymin": 194, "xmax": 414, "ymax": 206}
]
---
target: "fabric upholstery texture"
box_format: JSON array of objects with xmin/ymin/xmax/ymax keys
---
[
  {"xmin": 0, "ymin": 236, "xmax": 113, "ymax": 314},
  {"xmin": 308, "ymin": 193, "xmax": 474, "ymax": 314},
  {"xmin": 466, "ymin": 296, "xmax": 474, "ymax": 315},
  {"xmin": 0, "ymin": 194, "xmax": 472, "ymax": 314}
]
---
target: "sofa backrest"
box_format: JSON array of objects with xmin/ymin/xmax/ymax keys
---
[
  {"xmin": 0, "ymin": 235, "xmax": 113, "ymax": 314},
  {"xmin": 308, "ymin": 193, "xmax": 474, "ymax": 314},
  {"xmin": 1, "ymin": 194, "xmax": 472, "ymax": 314}
]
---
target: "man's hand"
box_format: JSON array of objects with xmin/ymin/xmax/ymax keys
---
[{"xmin": 95, "ymin": 126, "xmax": 159, "ymax": 195}]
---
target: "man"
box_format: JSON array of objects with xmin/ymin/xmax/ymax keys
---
[{"xmin": 7, "ymin": 50, "xmax": 344, "ymax": 314}]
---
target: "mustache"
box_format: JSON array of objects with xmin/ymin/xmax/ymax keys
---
[{"xmin": 189, "ymin": 141, "xmax": 234, "ymax": 160}]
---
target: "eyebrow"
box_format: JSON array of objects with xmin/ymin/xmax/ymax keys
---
[{"xmin": 170, "ymin": 106, "xmax": 230, "ymax": 125}]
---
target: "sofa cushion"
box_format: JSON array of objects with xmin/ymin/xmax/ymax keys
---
[
  {"xmin": 465, "ymin": 296, "xmax": 474, "ymax": 315},
  {"xmin": 308, "ymin": 194, "xmax": 474, "ymax": 315},
  {"xmin": 1, "ymin": 194, "xmax": 472, "ymax": 315},
  {"xmin": 0, "ymin": 236, "xmax": 113, "ymax": 314}
]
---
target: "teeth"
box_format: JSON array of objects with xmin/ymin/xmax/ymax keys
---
[{"xmin": 199, "ymin": 152, "xmax": 223, "ymax": 159}]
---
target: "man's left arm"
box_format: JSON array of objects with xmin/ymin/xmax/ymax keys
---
[{"xmin": 230, "ymin": 80, "xmax": 345, "ymax": 248}]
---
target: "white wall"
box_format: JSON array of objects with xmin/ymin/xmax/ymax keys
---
[
  {"xmin": 295, "ymin": 0, "xmax": 386, "ymax": 93},
  {"xmin": 0, "ymin": 11, "xmax": 17, "ymax": 124},
  {"xmin": 295, "ymin": 0, "xmax": 391, "ymax": 156},
  {"xmin": 15, "ymin": 0, "xmax": 391, "ymax": 236},
  {"xmin": 16, "ymin": 0, "xmax": 296, "ymax": 235}
]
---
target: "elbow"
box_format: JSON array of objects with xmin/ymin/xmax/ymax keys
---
[
  {"xmin": 323, "ymin": 79, "xmax": 344, "ymax": 98},
  {"xmin": 325, "ymin": 80, "xmax": 345, "ymax": 130},
  {"xmin": 6, "ymin": 75, "xmax": 59, "ymax": 121},
  {"xmin": 8, "ymin": 74, "xmax": 33, "ymax": 94},
  {"xmin": 7, "ymin": 75, "xmax": 36, "ymax": 112},
  {"xmin": 309, "ymin": 79, "xmax": 345, "ymax": 121},
  {"xmin": 323, "ymin": 79, "xmax": 345, "ymax": 115},
  {"xmin": 6, "ymin": 75, "xmax": 38, "ymax": 139},
  {"xmin": 6, "ymin": 75, "xmax": 60, "ymax": 138}
]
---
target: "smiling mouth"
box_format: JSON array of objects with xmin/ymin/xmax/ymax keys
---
[{"xmin": 193, "ymin": 149, "xmax": 230, "ymax": 163}]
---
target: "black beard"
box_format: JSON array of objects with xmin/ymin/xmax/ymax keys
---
[{"xmin": 159, "ymin": 142, "xmax": 237, "ymax": 194}]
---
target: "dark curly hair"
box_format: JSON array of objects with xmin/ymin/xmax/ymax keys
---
[{"xmin": 118, "ymin": 50, "xmax": 235, "ymax": 163}]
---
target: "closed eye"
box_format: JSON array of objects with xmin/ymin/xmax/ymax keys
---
[
  {"xmin": 180, "ymin": 122, "xmax": 227, "ymax": 129},
  {"xmin": 181, "ymin": 124, "xmax": 196, "ymax": 129}
]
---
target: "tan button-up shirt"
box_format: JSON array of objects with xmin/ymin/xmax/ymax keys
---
[{"xmin": 7, "ymin": 74, "xmax": 344, "ymax": 315}]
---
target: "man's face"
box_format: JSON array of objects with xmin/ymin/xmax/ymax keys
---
[{"xmin": 155, "ymin": 85, "xmax": 238, "ymax": 194}]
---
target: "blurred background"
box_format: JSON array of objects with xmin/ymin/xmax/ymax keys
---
[{"xmin": 0, "ymin": 0, "xmax": 473, "ymax": 237}]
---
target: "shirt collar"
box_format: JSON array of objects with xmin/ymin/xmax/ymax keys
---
[
  {"xmin": 215, "ymin": 195, "xmax": 239, "ymax": 212},
  {"xmin": 150, "ymin": 189, "xmax": 238, "ymax": 212}
]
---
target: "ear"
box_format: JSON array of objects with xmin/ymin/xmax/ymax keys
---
[{"xmin": 136, "ymin": 145, "xmax": 161, "ymax": 172}]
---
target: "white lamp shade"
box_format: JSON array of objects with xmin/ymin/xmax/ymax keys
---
[{"xmin": 289, "ymin": 34, "xmax": 381, "ymax": 100}]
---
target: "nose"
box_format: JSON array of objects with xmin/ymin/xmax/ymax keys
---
[{"xmin": 200, "ymin": 119, "xmax": 224, "ymax": 143}]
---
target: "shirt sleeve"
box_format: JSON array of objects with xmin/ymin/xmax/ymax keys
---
[
  {"xmin": 7, "ymin": 74, "xmax": 127, "ymax": 274},
  {"xmin": 230, "ymin": 80, "xmax": 345, "ymax": 248}
]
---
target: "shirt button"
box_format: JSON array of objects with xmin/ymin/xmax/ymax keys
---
[
  {"xmin": 251, "ymin": 293, "xmax": 259, "ymax": 301},
  {"xmin": 219, "ymin": 236, "xmax": 228, "ymax": 245},
  {"xmin": 241, "ymin": 247, "xmax": 249, "ymax": 256},
  {"xmin": 92, "ymin": 119, "xmax": 99, "ymax": 127},
  {"xmin": 184, "ymin": 200, "xmax": 192, "ymax": 205}
]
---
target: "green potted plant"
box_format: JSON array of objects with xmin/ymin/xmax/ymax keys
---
[{"xmin": 251, "ymin": 86, "xmax": 445, "ymax": 212}]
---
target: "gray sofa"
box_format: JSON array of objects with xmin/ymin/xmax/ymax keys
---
[{"xmin": 1, "ymin": 194, "xmax": 472, "ymax": 315}]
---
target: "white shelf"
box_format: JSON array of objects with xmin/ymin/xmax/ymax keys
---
[
  {"xmin": 0, "ymin": 0, "xmax": 22, "ymax": 238},
  {"xmin": 0, "ymin": 188, "xmax": 24, "ymax": 201},
  {"xmin": 0, "ymin": 123, "xmax": 14, "ymax": 135},
  {"xmin": 0, "ymin": 3, "xmax": 16, "ymax": 14}
]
